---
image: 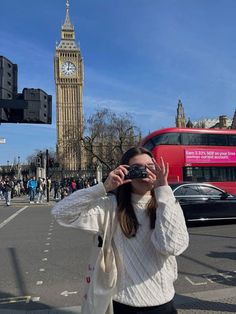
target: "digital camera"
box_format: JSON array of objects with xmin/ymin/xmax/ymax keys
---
[{"xmin": 125, "ymin": 165, "xmax": 148, "ymax": 180}]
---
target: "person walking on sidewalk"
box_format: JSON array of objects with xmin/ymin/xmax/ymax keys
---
[
  {"xmin": 27, "ymin": 176, "xmax": 38, "ymax": 204},
  {"xmin": 52, "ymin": 147, "xmax": 189, "ymax": 314}
]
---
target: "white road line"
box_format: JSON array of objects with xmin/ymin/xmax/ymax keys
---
[
  {"xmin": 36, "ymin": 281, "xmax": 43, "ymax": 285},
  {"xmin": 47, "ymin": 237, "xmax": 51, "ymax": 240},
  {"xmin": 185, "ymin": 276, "xmax": 208, "ymax": 286},
  {"xmin": 39, "ymin": 268, "xmax": 45, "ymax": 272},
  {"xmin": 0, "ymin": 206, "xmax": 28, "ymax": 229},
  {"xmin": 32, "ymin": 297, "xmax": 40, "ymax": 302},
  {"xmin": 45, "ymin": 243, "xmax": 50, "ymax": 246},
  {"xmin": 44, "ymin": 249, "xmax": 49, "ymax": 253},
  {"xmin": 42, "ymin": 258, "xmax": 48, "ymax": 261}
]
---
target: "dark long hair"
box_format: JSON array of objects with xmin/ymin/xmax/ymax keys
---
[{"xmin": 117, "ymin": 147, "xmax": 157, "ymax": 238}]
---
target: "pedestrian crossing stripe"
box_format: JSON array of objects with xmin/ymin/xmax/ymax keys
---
[{"xmin": 0, "ymin": 296, "xmax": 31, "ymax": 304}]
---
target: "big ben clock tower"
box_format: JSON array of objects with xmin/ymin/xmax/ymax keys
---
[{"xmin": 54, "ymin": 0, "xmax": 84, "ymax": 174}]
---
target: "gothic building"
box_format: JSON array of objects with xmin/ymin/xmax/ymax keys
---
[
  {"xmin": 175, "ymin": 100, "xmax": 186, "ymax": 128},
  {"xmin": 175, "ymin": 100, "xmax": 236, "ymax": 130},
  {"xmin": 54, "ymin": 0, "xmax": 84, "ymax": 173}
]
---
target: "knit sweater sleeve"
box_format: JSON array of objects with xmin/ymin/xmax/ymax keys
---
[
  {"xmin": 151, "ymin": 185, "xmax": 189, "ymax": 256},
  {"xmin": 51, "ymin": 182, "xmax": 112, "ymax": 234}
]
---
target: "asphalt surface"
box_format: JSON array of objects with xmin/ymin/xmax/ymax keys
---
[
  {"xmin": 1, "ymin": 288, "xmax": 236, "ymax": 314},
  {"xmin": 0, "ymin": 198, "xmax": 236, "ymax": 314}
]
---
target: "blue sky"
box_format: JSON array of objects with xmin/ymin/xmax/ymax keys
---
[{"xmin": 1, "ymin": 0, "xmax": 236, "ymax": 165}]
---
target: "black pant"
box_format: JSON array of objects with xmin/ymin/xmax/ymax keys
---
[{"xmin": 113, "ymin": 300, "xmax": 178, "ymax": 314}]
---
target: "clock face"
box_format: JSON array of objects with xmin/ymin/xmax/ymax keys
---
[{"xmin": 61, "ymin": 61, "xmax": 76, "ymax": 76}]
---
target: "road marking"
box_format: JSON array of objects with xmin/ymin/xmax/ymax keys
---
[
  {"xmin": 0, "ymin": 206, "xmax": 28, "ymax": 229},
  {"xmin": 45, "ymin": 243, "xmax": 50, "ymax": 246},
  {"xmin": 218, "ymin": 272, "xmax": 233, "ymax": 279},
  {"xmin": 39, "ymin": 268, "xmax": 45, "ymax": 272},
  {"xmin": 185, "ymin": 276, "xmax": 208, "ymax": 286},
  {"xmin": 36, "ymin": 281, "xmax": 43, "ymax": 285},
  {"xmin": 42, "ymin": 258, "xmax": 48, "ymax": 261},
  {"xmin": 202, "ymin": 274, "xmax": 224, "ymax": 284},
  {"xmin": 32, "ymin": 297, "xmax": 40, "ymax": 302},
  {"xmin": 44, "ymin": 249, "xmax": 49, "ymax": 253},
  {"xmin": 60, "ymin": 290, "xmax": 78, "ymax": 297},
  {"xmin": 47, "ymin": 237, "xmax": 51, "ymax": 240},
  {"xmin": 48, "ymin": 233, "xmax": 52, "ymax": 235},
  {"xmin": 0, "ymin": 296, "xmax": 31, "ymax": 304}
]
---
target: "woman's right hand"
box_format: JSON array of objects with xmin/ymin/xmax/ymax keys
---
[{"xmin": 103, "ymin": 165, "xmax": 131, "ymax": 192}]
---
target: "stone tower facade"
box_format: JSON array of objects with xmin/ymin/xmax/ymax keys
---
[
  {"xmin": 232, "ymin": 110, "xmax": 236, "ymax": 129},
  {"xmin": 54, "ymin": 0, "xmax": 84, "ymax": 173},
  {"xmin": 175, "ymin": 100, "xmax": 186, "ymax": 128}
]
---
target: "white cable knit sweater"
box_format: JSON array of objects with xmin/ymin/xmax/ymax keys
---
[{"xmin": 51, "ymin": 182, "xmax": 189, "ymax": 307}]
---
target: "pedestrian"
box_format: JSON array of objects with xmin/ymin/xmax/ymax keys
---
[
  {"xmin": 91, "ymin": 177, "xmax": 98, "ymax": 186},
  {"xmin": 0, "ymin": 180, "xmax": 5, "ymax": 200},
  {"xmin": 53, "ymin": 180, "xmax": 60, "ymax": 199},
  {"xmin": 52, "ymin": 147, "xmax": 189, "ymax": 314},
  {"xmin": 36, "ymin": 178, "xmax": 46, "ymax": 204},
  {"xmin": 27, "ymin": 176, "xmax": 38, "ymax": 204},
  {"xmin": 71, "ymin": 179, "xmax": 77, "ymax": 193},
  {"xmin": 3, "ymin": 177, "xmax": 13, "ymax": 206}
]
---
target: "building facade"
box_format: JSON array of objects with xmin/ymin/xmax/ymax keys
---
[
  {"xmin": 175, "ymin": 100, "xmax": 186, "ymax": 128},
  {"xmin": 175, "ymin": 100, "xmax": 236, "ymax": 129},
  {"xmin": 54, "ymin": 0, "xmax": 84, "ymax": 173}
]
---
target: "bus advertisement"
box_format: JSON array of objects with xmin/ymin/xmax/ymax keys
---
[{"xmin": 141, "ymin": 127, "xmax": 236, "ymax": 194}]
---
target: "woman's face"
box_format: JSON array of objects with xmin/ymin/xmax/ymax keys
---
[{"xmin": 128, "ymin": 153, "xmax": 156, "ymax": 195}]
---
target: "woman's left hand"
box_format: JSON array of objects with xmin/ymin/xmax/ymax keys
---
[{"xmin": 146, "ymin": 157, "xmax": 169, "ymax": 188}]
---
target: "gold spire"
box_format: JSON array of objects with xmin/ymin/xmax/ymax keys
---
[{"xmin": 62, "ymin": 0, "xmax": 74, "ymax": 30}]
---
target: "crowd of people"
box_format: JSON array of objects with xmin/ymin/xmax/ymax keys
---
[{"xmin": 0, "ymin": 176, "xmax": 98, "ymax": 206}]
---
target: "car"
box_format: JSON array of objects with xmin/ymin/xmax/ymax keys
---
[{"xmin": 169, "ymin": 182, "xmax": 236, "ymax": 224}]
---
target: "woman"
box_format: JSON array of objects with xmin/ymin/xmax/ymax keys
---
[{"xmin": 52, "ymin": 147, "xmax": 189, "ymax": 314}]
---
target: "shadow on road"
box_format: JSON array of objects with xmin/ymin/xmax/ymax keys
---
[
  {"xmin": 175, "ymin": 294, "xmax": 236, "ymax": 312},
  {"xmin": 207, "ymin": 250, "xmax": 236, "ymax": 261}
]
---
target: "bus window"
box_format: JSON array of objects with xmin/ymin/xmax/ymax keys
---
[
  {"xmin": 182, "ymin": 133, "xmax": 208, "ymax": 145},
  {"xmin": 152, "ymin": 132, "xmax": 181, "ymax": 145},
  {"xmin": 185, "ymin": 166, "xmax": 236, "ymax": 182},
  {"xmin": 229, "ymin": 135, "xmax": 236, "ymax": 146},
  {"xmin": 208, "ymin": 134, "xmax": 228, "ymax": 146},
  {"xmin": 143, "ymin": 139, "xmax": 155, "ymax": 151}
]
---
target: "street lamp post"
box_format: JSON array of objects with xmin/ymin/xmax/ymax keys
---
[{"xmin": 17, "ymin": 156, "xmax": 21, "ymax": 180}]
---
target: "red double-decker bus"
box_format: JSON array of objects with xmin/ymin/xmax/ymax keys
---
[{"xmin": 141, "ymin": 127, "xmax": 236, "ymax": 194}]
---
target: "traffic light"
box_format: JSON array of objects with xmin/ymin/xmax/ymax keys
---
[
  {"xmin": 48, "ymin": 158, "xmax": 54, "ymax": 168},
  {"xmin": 36, "ymin": 152, "xmax": 43, "ymax": 167}
]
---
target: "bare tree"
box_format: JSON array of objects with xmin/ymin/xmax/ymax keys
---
[
  {"xmin": 82, "ymin": 108, "xmax": 141, "ymax": 171},
  {"xmin": 26, "ymin": 149, "xmax": 56, "ymax": 165}
]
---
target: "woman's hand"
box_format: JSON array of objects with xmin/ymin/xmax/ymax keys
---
[
  {"xmin": 146, "ymin": 157, "xmax": 169, "ymax": 188},
  {"xmin": 103, "ymin": 165, "xmax": 131, "ymax": 192}
]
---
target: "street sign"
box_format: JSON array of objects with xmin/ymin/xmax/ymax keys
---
[{"xmin": 0, "ymin": 138, "xmax": 6, "ymax": 144}]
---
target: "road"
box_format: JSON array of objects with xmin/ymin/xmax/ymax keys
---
[{"xmin": 0, "ymin": 197, "xmax": 235, "ymax": 312}]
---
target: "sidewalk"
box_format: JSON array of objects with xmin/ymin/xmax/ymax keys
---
[{"xmin": 0, "ymin": 287, "xmax": 235, "ymax": 313}]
